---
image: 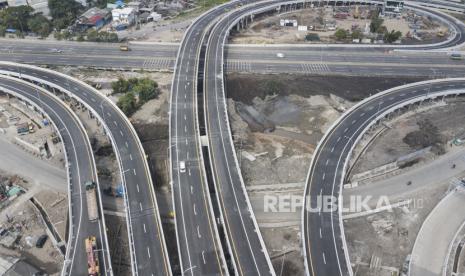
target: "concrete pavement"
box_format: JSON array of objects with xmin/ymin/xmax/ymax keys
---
[
  {"xmin": 0, "ymin": 136, "xmax": 66, "ymax": 192},
  {"xmin": 344, "ymin": 146, "xmax": 465, "ymax": 208},
  {"xmin": 0, "ymin": 76, "xmax": 112, "ymax": 276},
  {"xmin": 410, "ymin": 188, "xmax": 465, "ymax": 276},
  {"xmin": 0, "ymin": 63, "xmax": 171, "ymax": 276}
]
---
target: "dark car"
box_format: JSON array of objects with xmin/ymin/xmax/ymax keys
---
[{"xmin": 36, "ymin": 235, "xmax": 48, "ymax": 248}]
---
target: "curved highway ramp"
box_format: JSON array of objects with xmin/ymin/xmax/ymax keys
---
[
  {"xmin": 0, "ymin": 62, "xmax": 172, "ymax": 276},
  {"xmin": 0, "ymin": 75, "xmax": 112, "ymax": 275},
  {"xmin": 410, "ymin": 188, "xmax": 465, "ymax": 276}
]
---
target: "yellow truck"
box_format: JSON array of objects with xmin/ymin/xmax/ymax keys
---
[
  {"xmin": 85, "ymin": 236, "xmax": 100, "ymax": 276},
  {"xmin": 119, "ymin": 44, "xmax": 129, "ymax": 51}
]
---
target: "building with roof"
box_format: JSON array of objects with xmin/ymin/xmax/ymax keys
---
[
  {"xmin": 112, "ymin": 7, "xmax": 136, "ymax": 28},
  {"xmin": 127, "ymin": 1, "xmax": 142, "ymax": 13},
  {"xmin": 76, "ymin": 7, "xmax": 112, "ymax": 31},
  {"xmin": 383, "ymin": 0, "xmax": 404, "ymax": 16}
]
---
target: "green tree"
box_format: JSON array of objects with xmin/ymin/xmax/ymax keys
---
[
  {"xmin": 0, "ymin": 6, "xmax": 33, "ymax": 33},
  {"xmin": 0, "ymin": 26, "xmax": 6, "ymax": 37},
  {"xmin": 263, "ymin": 80, "xmax": 282, "ymax": 96},
  {"xmin": 94, "ymin": 0, "xmax": 110, "ymax": 8},
  {"xmin": 370, "ymin": 14, "xmax": 384, "ymax": 33},
  {"xmin": 334, "ymin": 28, "xmax": 348, "ymax": 41},
  {"xmin": 377, "ymin": 25, "xmax": 387, "ymax": 34},
  {"xmin": 351, "ymin": 29, "xmax": 363, "ymax": 40},
  {"xmin": 384, "ymin": 30, "xmax": 402, "ymax": 43},
  {"xmin": 117, "ymin": 92, "xmax": 137, "ymax": 116},
  {"xmin": 111, "ymin": 77, "xmax": 130, "ymax": 94},
  {"xmin": 86, "ymin": 29, "xmax": 99, "ymax": 41},
  {"xmin": 86, "ymin": 30, "xmax": 118, "ymax": 42},
  {"xmin": 133, "ymin": 78, "xmax": 158, "ymax": 104},
  {"xmin": 28, "ymin": 15, "xmax": 52, "ymax": 38},
  {"xmin": 128, "ymin": 78, "xmax": 139, "ymax": 88},
  {"xmin": 48, "ymin": 0, "xmax": 83, "ymax": 29}
]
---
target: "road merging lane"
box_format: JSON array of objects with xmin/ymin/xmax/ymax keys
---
[
  {"xmin": 0, "ymin": 76, "xmax": 112, "ymax": 276},
  {"xmin": 303, "ymin": 79, "xmax": 465, "ymax": 276},
  {"xmin": 0, "ymin": 63, "xmax": 172, "ymax": 276}
]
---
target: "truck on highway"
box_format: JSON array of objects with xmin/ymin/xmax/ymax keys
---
[
  {"xmin": 85, "ymin": 236, "xmax": 100, "ymax": 276},
  {"xmin": 85, "ymin": 181, "xmax": 99, "ymax": 222}
]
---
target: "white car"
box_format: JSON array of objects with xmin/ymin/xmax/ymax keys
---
[
  {"xmin": 179, "ymin": 161, "xmax": 186, "ymax": 173},
  {"xmin": 276, "ymin": 53, "xmax": 285, "ymax": 58}
]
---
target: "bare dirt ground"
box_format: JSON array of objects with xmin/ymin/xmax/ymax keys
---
[
  {"xmin": 0, "ymin": 172, "xmax": 63, "ymax": 275},
  {"xmin": 129, "ymin": 77, "xmax": 182, "ymax": 273},
  {"xmin": 264, "ymin": 226, "xmax": 303, "ymax": 275},
  {"xmin": 344, "ymin": 185, "xmax": 445, "ymax": 276},
  {"xmin": 106, "ymin": 215, "xmax": 131, "ymax": 276},
  {"xmin": 59, "ymin": 66, "xmax": 179, "ymax": 273},
  {"xmin": 339, "ymin": 98, "xmax": 465, "ymax": 274},
  {"xmin": 226, "ymin": 74, "xmax": 426, "ymax": 104},
  {"xmin": 230, "ymin": 7, "xmax": 446, "ymax": 45},
  {"xmin": 0, "ymin": 97, "xmax": 68, "ymax": 274},
  {"xmin": 58, "ymin": 66, "xmax": 456, "ymax": 276},
  {"xmin": 352, "ymin": 100, "xmax": 465, "ymax": 175},
  {"xmin": 226, "ymin": 73, "xmax": 428, "ymax": 275}
]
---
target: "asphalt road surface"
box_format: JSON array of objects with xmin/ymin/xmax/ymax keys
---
[
  {"xmin": 1, "ymin": 42, "xmax": 465, "ymax": 77},
  {"xmin": 202, "ymin": 1, "xmax": 299, "ymax": 275},
  {"xmin": 0, "ymin": 76, "xmax": 112, "ymax": 276},
  {"xmin": 0, "ymin": 135, "xmax": 66, "ymax": 192},
  {"xmin": 0, "ymin": 63, "xmax": 172, "ymax": 276},
  {"xmin": 0, "ymin": 1, "xmax": 461, "ymax": 74},
  {"xmin": 410, "ymin": 188, "xmax": 465, "ymax": 276},
  {"xmin": 303, "ymin": 79, "xmax": 465, "ymax": 276},
  {"xmin": 184, "ymin": 0, "xmax": 465, "ymax": 275},
  {"xmin": 169, "ymin": 1, "xmax": 263, "ymax": 274}
]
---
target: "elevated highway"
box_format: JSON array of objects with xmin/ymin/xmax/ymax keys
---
[
  {"xmin": 169, "ymin": 1, "xmax": 264, "ymax": 275},
  {"xmin": 198, "ymin": 0, "xmax": 464, "ymax": 275},
  {"xmin": 0, "ymin": 76, "xmax": 112, "ymax": 276},
  {"xmin": 410, "ymin": 187, "xmax": 465, "ymax": 276},
  {"xmin": 302, "ymin": 78, "xmax": 465, "ymax": 275},
  {"xmin": 0, "ymin": 63, "xmax": 172, "ymax": 276},
  {"xmin": 178, "ymin": 0, "xmax": 465, "ymax": 275},
  {"xmin": 0, "ymin": 0, "xmax": 462, "ymax": 73}
]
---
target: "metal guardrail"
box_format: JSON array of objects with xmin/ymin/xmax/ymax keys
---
[
  {"xmin": 168, "ymin": 1, "xmax": 246, "ymax": 274},
  {"xmin": 0, "ymin": 76, "xmax": 113, "ymax": 275},
  {"xmin": 302, "ymin": 78, "xmax": 465, "ymax": 276},
  {"xmin": 0, "ymin": 66, "xmax": 152, "ymax": 275}
]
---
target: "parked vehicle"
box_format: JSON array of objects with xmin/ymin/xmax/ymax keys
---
[{"xmin": 36, "ymin": 234, "xmax": 48, "ymax": 248}]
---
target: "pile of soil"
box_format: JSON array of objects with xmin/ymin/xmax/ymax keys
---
[{"xmin": 226, "ymin": 74, "xmax": 426, "ymax": 104}]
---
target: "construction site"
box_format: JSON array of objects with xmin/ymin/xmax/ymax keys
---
[{"xmin": 230, "ymin": 4, "xmax": 449, "ymax": 44}]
